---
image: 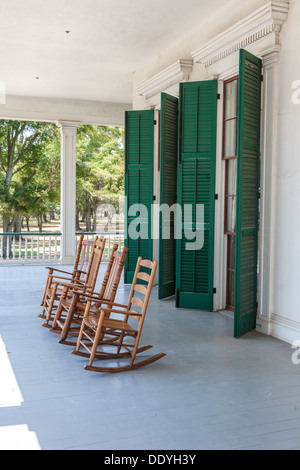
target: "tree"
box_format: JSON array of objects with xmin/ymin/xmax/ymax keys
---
[
  {"xmin": 18, "ymin": 134, "xmax": 60, "ymax": 232},
  {"xmin": 76, "ymin": 125, "xmax": 124, "ymax": 232},
  {"xmin": 0, "ymin": 120, "xmax": 60, "ymax": 256},
  {"xmin": 0, "ymin": 119, "xmax": 124, "ymax": 258}
]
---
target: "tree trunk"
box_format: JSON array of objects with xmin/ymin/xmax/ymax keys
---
[
  {"xmin": 76, "ymin": 210, "xmax": 81, "ymax": 231},
  {"xmin": 37, "ymin": 215, "xmax": 43, "ymax": 233},
  {"xmin": 92, "ymin": 207, "xmax": 98, "ymax": 232},
  {"xmin": 2, "ymin": 216, "xmax": 13, "ymax": 258},
  {"xmin": 85, "ymin": 204, "xmax": 92, "ymax": 232},
  {"xmin": 85, "ymin": 193, "xmax": 92, "ymax": 232},
  {"xmin": 13, "ymin": 213, "xmax": 22, "ymax": 241}
]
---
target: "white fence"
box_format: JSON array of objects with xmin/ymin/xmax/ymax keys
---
[{"xmin": 0, "ymin": 232, "xmax": 124, "ymax": 265}]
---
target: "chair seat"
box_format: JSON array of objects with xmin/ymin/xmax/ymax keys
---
[
  {"xmin": 49, "ymin": 286, "xmax": 63, "ymax": 297},
  {"xmin": 84, "ymin": 315, "xmax": 136, "ymax": 334},
  {"xmin": 61, "ymin": 298, "xmax": 99, "ymax": 313}
]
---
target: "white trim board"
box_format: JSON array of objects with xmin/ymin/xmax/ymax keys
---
[
  {"xmin": 192, "ymin": 1, "xmax": 289, "ymax": 67},
  {"xmin": 0, "ymin": 95, "xmax": 131, "ymax": 126},
  {"xmin": 137, "ymin": 60, "xmax": 193, "ymax": 100}
]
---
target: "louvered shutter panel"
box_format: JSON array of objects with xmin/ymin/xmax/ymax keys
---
[
  {"xmin": 176, "ymin": 81, "xmax": 217, "ymax": 310},
  {"xmin": 234, "ymin": 49, "xmax": 262, "ymax": 338},
  {"xmin": 158, "ymin": 93, "xmax": 178, "ymax": 299},
  {"xmin": 125, "ymin": 110, "xmax": 154, "ymax": 284}
]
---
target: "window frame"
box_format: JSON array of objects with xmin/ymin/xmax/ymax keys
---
[
  {"xmin": 222, "ymin": 75, "xmax": 239, "ymax": 311},
  {"xmin": 223, "ymin": 75, "xmax": 239, "ymax": 237}
]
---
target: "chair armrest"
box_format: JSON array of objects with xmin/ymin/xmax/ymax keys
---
[
  {"xmin": 74, "ymin": 269, "xmax": 87, "ymax": 275},
  {"xmin": 78, "ymin": 289, "xmax": 128, "ymax": 308},
  {"xmin": 53, "ymin": 280, "xmax": 90, "ymax": 290},
  {"xmin": 50, "ymin": 275, "xmax": 85, "ymax": 283},
  {"xmin": 45, "ymin": 267, "xmax": 73, "ymax": 276},
  {"xmin": 101, "ymin": 307, "xmax": 141, "ymax": 317},
  {"xmin": 69, "ymin": 285, "xmax": 98, "ymax": 295}
]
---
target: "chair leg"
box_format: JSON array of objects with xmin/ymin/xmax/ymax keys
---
[
  {"xmin": 51, "ymin": 284, "xmax": 69, "ymax": 330},
  {"xmin": 51, "ymin": 300, "xmax": 63, "ymax": 330},
  {"xmin": 74, "ymin": 312, "xmax": 88, "ymax": 352},
  {"xmin": 59, "ymin": 292, "xmax": 79, "ymax": 341},
  {"xmin": 129, "ymin": 325, "xmax": 145, "ymax": 366},
  {"xmin": 41, "ymin": 270, "xmax": 52, "ymax": 307},
  {"xmin": 44, "ymin": 283, "xmax": 58, "ymax": 324},
  {"xmin": 88, "ymin": 311, "xmax": 106, "ymax": 367}
]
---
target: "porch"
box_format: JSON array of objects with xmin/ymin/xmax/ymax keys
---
[{"xmin": 0, "ymin": 264, "xmax": 299, "ymax": 450}]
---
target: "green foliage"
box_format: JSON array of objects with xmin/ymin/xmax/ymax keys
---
[
  {"xmin": 0, "ymin": 119, "xmax": 124, "ymax": 233},
  {"xmin": 76, "ymin": 125, "xmax": 124, "ymax": 229},
  {"xmin": 0, "ymin": 120, "xmax": 60, "ymax": 230}
]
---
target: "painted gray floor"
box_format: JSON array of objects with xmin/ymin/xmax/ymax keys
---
[{"xmin": 0, "ymin": 264, "xmax": 300, "ymax": 450}]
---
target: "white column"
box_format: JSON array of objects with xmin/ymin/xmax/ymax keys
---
[
  {"xmin": 256, "ymin": 46, "xmax": 280, "ymax": 335},
  {"xmin": 58, "ymin": 120, "xmax": 80, "ymax": 264}
]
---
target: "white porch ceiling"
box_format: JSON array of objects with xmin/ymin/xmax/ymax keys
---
[{"xmin": 0, "ymin": 0, "xmax": 227, "ymax": 104}]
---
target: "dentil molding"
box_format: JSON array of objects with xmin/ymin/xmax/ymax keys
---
[{"xmin": 192, "ymin": 1, "xmax": 289, "ymax": 67}]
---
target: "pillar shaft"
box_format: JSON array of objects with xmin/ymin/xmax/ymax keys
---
[
  {"xmin": 58, "ymin": 120, "xmax": 80, "ymax": 264},
  {"xmin": 256, "ymin": 46, "xmax": 280, "ymax": 335}
]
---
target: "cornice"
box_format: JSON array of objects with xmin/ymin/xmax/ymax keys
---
[
  {"xmin": 192, "ymin": 1, "xmax": 289, "ymax": 67},
  {"xmin": 137, "ymin": 59, "xmax": 193, "ymax": 99},
  {"xmin": 57, "ymin": 120, "xmax": 81, "ymax": 129}
]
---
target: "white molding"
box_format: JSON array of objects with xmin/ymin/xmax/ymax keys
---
[
  {"xmin": 269, "ymin": 313, "xmax": 300, "ymax": 344},
  {"xmin": 0, "ymin": 95, "xmax": 130, "ymax": 126},
  {"xmin": 137, "ymin": 59, "xmax": 193, "ymax": 99},
  {"xmin": 57, "ymin": 120, "xmax": 81, "ymax": 132},
  {"xmin": 218, "ymin": 64, "xmax": 239, "ymax": 82},
  {"xmin": 261, "ymin": 44, "xmax": 281, "ymax": 66},
  {"xmin": 256, "ymin": 44, "xmax": 281, "ymax": 339},
  {"xmin": 192, "ymin": 1, "xmax": 289, "ymax": 67},
  {"xmin": 213, "ymin": 80, "xmax": 227, "ymax": 311}
]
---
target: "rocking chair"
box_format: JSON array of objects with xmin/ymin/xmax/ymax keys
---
[
  {"xmin": 40, "ymin": 234, "xmax": 95, "ymax": 323},
  {"xmin": 72, "ymin": 257, "xmax": 166, "ymax": 373},
  {"xmin": 51, "ymin": 245, "xmax": 128, "ymax": 346},
  {"xmin": 42, "ymin": 236, "xmax": 105, "ymax": 328}
]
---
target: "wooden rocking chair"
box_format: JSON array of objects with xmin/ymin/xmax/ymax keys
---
[
  {"xmin": 72, "ymin": 257, "xmax": 166, "ymax": 373},
  {"xmin": 51, "ymin": 245, "xmax": 128, "ymax": 346},
  {"xmin": 40, "ymin": 235, "xmax": 95, "ymax": 323},
  {"xmin": 42, "ymin": 236, "xmax": 105, "ymax": 328}
]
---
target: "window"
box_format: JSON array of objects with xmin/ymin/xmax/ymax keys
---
[{"xmin": 223, "ymin": 76, "xmax": 238, "ymax": 310}]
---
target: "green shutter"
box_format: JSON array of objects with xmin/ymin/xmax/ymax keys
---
[
  {"xmin": 125, "ymin": 110, "xmax": 154, "ymax": 284},
  {"xmin": 234, "ymin": 49, "xmax": 262, "ymax": 338},
  {"xmin": 158, "ymin": 93, "xmax": 178, "ymax": 299},
  {"xmin": 176, "ymin": 81, "xmax": 217, "ymax": 310}
]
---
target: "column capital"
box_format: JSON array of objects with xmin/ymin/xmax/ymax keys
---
[
  {"xmin": 57, "ymin": 120, "xmax": 81, "ymax": 133},
  {"xmin": 261, "ymin": 45, "xmax": 281, "ymax": 67}
]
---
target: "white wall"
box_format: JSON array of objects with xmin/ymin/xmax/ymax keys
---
[
  {"xmin": 133, "ymin": 0, "xmax": 270, "ymax": 108},
  {"xmin": 271, "ymin": 0, "xmax": 300, "ymax": 343},
  {"xmin": 132, "ymin": 0, "xmax": 300, "ymax": 344}
]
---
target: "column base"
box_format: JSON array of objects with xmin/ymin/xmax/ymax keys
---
[
  {"xmin": 256, "ymin": 316, "xmax": 272, "ymax": 336},
  {"xmin": 60, "ymin": 256, "xmax": 76, "ymax": 266}
]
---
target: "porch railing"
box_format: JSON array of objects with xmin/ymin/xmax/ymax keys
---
[{"xmin": 0, "ymin": 231, "xmax": 124, "ymax": 265}]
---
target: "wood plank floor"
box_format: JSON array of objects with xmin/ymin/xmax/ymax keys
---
[{"xmin": 0, "ymin": 264, "xmax": 300, "ymax": 450}]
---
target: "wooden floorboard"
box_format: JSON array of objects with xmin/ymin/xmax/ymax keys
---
[{"xmin": 0, "ymin": 264, "xmax": 300, "ymax": 450}]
